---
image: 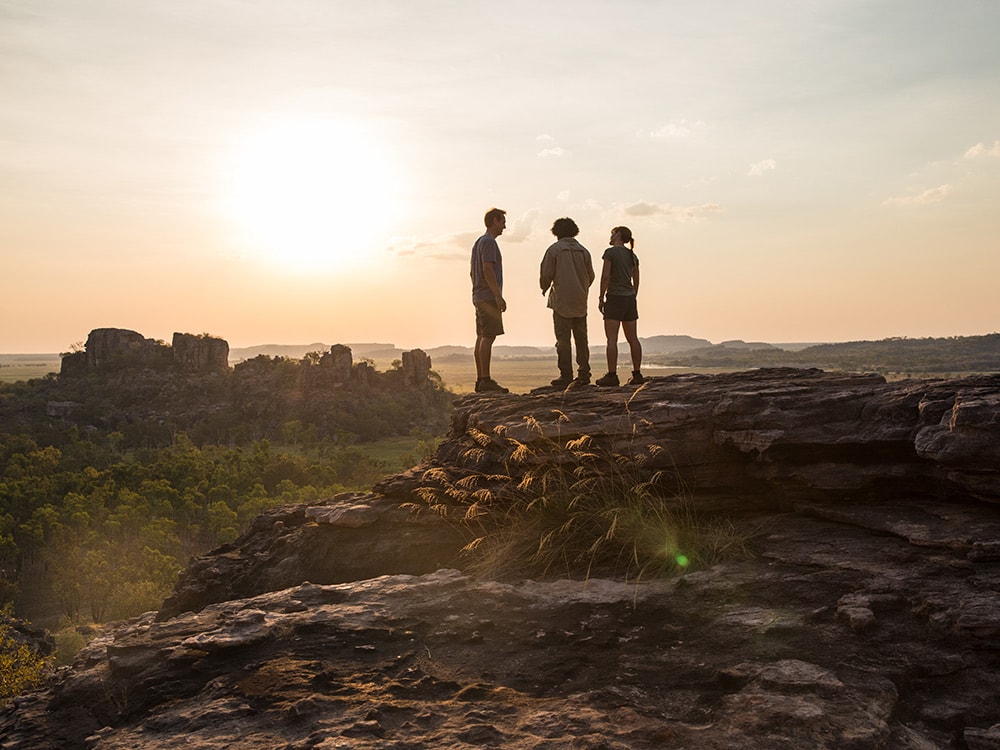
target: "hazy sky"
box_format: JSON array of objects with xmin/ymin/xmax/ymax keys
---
[{"xmin": 3, "ymin": 0, "xmax": 999, "ymax": 352}]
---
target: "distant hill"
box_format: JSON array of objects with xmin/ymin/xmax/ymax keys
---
[
  {"xmin": 716, "ymin": 339, "xmax": 780, "ymax": 351},
  {"xmin": 229, "ymin": 335, "xmax": 722, "ymax": 365},
  {"xmin": 640, "ymin": 335, "xmax": 713, "ymax": 354},
  {"xmin": 654, "ymin": 334, "xmax": 1000, "ymax": 375},
  {"xmin": 430, "ymin": 337, "xmax": 720, "ymax": 361}
]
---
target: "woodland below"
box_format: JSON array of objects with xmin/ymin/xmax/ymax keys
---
[{"xmin": 0, "ymin": 334, "xmax": 453, "ymax": 683}]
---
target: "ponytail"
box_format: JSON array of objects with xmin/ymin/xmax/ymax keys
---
[{"xmin": 613, "ymin": 225, "xmax": 635, "ymax": 259}]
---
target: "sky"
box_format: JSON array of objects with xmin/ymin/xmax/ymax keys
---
[{"xmin": 3, "ymin": 0, "xmax": 999, "ymax": 353}]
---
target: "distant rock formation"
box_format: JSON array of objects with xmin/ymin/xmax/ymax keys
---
[
  {"xmin": 60, "ymin": 328, "xmax": 222, "ymax": 375},
  {"xmin": 84, "ymin": 327, "xmax": 157, "ymax": 369},
  {"xmin": 400, "ymin": 348, "xmax": 432, "ymax": 387},
  {"xmin": 59, "ymin": 329, "xmax": 432, "ymax": 389},
  {"xmin": 43, "ymin": 401, "xmax": 76, "ymax": 418},
  {"xmin": 320, "ymin": 343, "xmax": 353, "ymax": 382},
  {"xmin": 7, "ymin": 369, "xmax": 1000, "ymax": 748},
  {"xmin": 47, "ymin": 329, "xmax": 450, "ymax": 445},
  {"xmin": 171, "ymin": 333, "xmax": 229, "ymax": 372}
]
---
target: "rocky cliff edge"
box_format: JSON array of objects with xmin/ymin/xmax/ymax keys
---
[{"xmin": 3, "ymin": 369, "xmax": 1000, "ymax": 749}]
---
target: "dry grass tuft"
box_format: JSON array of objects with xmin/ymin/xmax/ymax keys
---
[{"xmin": 410, "ymin": 420, "xmax": 756, "ymax": 582}]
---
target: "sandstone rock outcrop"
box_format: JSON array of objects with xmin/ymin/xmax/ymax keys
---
[
  {"xmin": 171, "ymin": 332, "xmax": 229, "ymax": 372},
  {"xmin": 50, "ymin": 330, "xmax": 451, "ymax": 445},
  {"xmin": 57, "ymin": 327, "xmax": 169, "ymax": 374},
  {"xmin": 4, "ymin": 369, "xmax": 1000, "ymax": 749},
  {"xmin": 156, "ymin": 493, "xmax": 465, "ymax": 621},
  {"xmin": 60, "ymin": 328, "xmax": 216, "ymax": 375},
  {"xmin": 401, "ymin": 348, "xmax": 432, "ymax": 388},
  {"xmin": 320, "ymin": 344, "xmax": 354, "ymax": 382},
  {"xmin": 84, "ymin": 328, "xmax": 156, "ymax": 370},
  {"xmin": 379, "ymin": 368, "xmax": 1000, "ymax": 509}
]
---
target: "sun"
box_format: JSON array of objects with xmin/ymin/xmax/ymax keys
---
[{"xmin": 220, "ymin": 116, "xmax": 398, "ymax": 272}]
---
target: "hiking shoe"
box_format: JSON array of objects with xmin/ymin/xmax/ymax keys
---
[
  {"xmin": 595, "ymin": 372, "xmax": 620, "ymax": 387},
  {"xmin": 627, "ymin": 372, "xmax": 645, "ymax": 385},
  {"xmin": 476, "ymin": 378, "xmax": 509, "ymax": 393},
  {"xmin": 575, "ymin": 374, "xmax": 591, "ymax": 385},
  {"xmin": 550, "ymin": 375, "xmax": 574, "ymax": 388}
]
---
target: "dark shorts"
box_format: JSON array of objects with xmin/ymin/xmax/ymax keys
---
[
  {"xmin": 475, "ymin": 301, "xmax": 504, "ymax": 337},
  {"xmin": 603, "ymin": 295, "xmax": 638, "ymax": 322}
]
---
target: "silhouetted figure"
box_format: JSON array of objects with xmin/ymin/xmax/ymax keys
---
[
  {"xmin": 596, "ymin": 226, "xmax": 643, "ymax": 386},
  {"xmin": 540, "ymin": 217, "xmax": 595, "ymax": 388},
  {"xmin": 470, "ymin": 207, "xmax": 509, "ymax": 393}
]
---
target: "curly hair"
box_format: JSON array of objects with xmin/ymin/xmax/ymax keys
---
[{"xmin": 551, "ymin": 217, "xmax": 580, "ymax": 239}]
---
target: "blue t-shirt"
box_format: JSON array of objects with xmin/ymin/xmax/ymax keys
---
[
  {"xmin": 602, "ymin": 245, "xmax": 638, "ymax": 296},
  {"xmin": 471, "ymin": 233, "xmax": 503, "ymax": 303}
]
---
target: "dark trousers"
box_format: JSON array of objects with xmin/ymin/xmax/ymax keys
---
[{"xmin": 553, "ymin": 312, "xmax": 590, "ymax": 379}]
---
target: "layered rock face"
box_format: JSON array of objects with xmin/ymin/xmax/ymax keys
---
[
  {"xmin": 401, "ymin": 349, "xmax": 432, "ymax": 388},
  {"xmin": 84, "ymin": 328, "xmax": 153, "ymax": 370},
  {"xmin": 4, "ymin": 370, "xmax": 1000, "ymax": 749},
  {"xmin": 60, "ymin": 328, "xmax": 222, "ymax": 375},
  {"xmin": 381, "ymin": 368, "xmax": 1000, "ymax": 510},
  {"xmin": 171, "ymin": 332, "xmax": 229, "ymax": 372},
  {"xmin": 320, "ymin": 343, "xmax": 354, "ymax": 382}
]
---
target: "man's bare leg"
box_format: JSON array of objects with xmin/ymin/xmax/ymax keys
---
[{"xmin": 475, "ymin": 335, "xmax": 495, "ymax": 381}]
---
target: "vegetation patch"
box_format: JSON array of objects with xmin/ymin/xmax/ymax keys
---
[
  {"xmin": 0, "ymin": 349, "xmax": 454, "ymax": 634},
  {"xmin": 409, "ymin": 416, "xmax": 755, "ymax": 581},
  {"xmin": 0, "ymin": 610, "xmax": 52, "ymax": 703}
]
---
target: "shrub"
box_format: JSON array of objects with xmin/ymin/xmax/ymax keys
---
[
  {"xmin": 53, "ymin": 628, "xmax": 89, "ymax": 667},
  {"xmin": 0, "ymin": 615, "xmax": 52, "ymax": 702}
]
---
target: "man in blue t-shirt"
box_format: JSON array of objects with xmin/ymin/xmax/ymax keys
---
[{"xmin": 470, "ymin": 207, "xmax": 509, "ymax": 393}]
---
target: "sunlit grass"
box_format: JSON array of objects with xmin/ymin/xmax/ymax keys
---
[{"xmin": 407, "ymin": 420, "xmax": 756, "ymax": 581}]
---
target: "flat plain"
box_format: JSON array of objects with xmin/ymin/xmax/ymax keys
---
[{"xmin": 0, "ymin": 354, "xmax": 61, "ymax": 383}]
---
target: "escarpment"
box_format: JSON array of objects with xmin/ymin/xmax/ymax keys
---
[{"xmin": 4, "ymin": 369, "xmax": 1000, "ymax": 749}]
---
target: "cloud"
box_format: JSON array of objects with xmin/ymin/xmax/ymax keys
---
[
  {"xmin": 385, "ymin": 209, "xmax": 539, "ymax": 259},
  {"xmin": 747, "ymin": 159, "xmax": 776, "ymax": 177},
  {"xmin": 535, "ymin": 134, "xmax": 567, "ymax": 158},
  {"xmin": 385, "ymin": 232, "xmax": 477, "ymax": 260},
  {"xmin": 503, "ymin": 208, "xmax": 540, "ymax": 242},
  {"xmin": 623, "ymin": 201, "xmax": 722, "ymax": 220},
  {"xmin": 882, "ymin": 184, "xmax": 954, "ymax": 206},
  {"xmin": 650, "ymin": 119, "xmax": 706, "ymax": 139},
  {"xmin": 964, "ymin": 141, "xmax": 1000, "ymax": 159}
]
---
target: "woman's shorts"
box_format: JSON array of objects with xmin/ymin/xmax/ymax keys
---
[
  {"xmin": 603, "ymin": 295, "xmax": 638, "ymax": 322},
  {"xmin": 475, "ymin": 301, "xmax": 505, "ymax": 337}
]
